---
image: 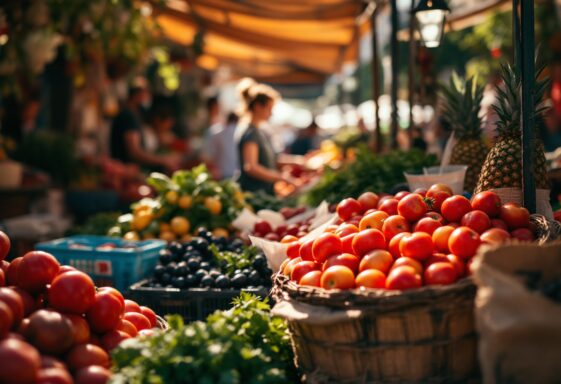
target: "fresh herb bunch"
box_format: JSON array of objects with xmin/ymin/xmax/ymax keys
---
[
  {"xmin": 110, "ymin": 293, "xmax": 297, "ymax": 384},
  {"xmin": 245, "ymin": 190, "xmax": 298, "ymax": 212},
  {"xmin": 305, "ymin": 147, "xmax": 437, "ymax": 205}
]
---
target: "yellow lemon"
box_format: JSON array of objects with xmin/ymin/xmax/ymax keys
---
[
  {"xmin": 123, "ymin": 231, "xmax": 140, "ymax": 241},
  {"xmin": 212, "ymin": 228, "xmax": 229, "ymax": 239},
  {"xmin": 178, "ymin": 195, "xmax": 193, "ymax": 209},
  {"xmin": 159, "ymin": 231, "xmax": 176, "ymax": 242},
  {"xmin": 204, "ymin": 197, "xmax": 222, "ymax": 215},
  {"xmin": 171, "ymin": 216, "xmax": 190, "ymax": 235},
  {"xmin": 165, "ymin": 190, "xmax": 179, "ymax": 205}
]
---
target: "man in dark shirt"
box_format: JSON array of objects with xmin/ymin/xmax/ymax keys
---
[{"xmin": 110, "ymin": 86, "xmax": 180, "ymax": 172}]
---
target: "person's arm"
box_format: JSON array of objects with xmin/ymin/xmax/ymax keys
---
[
  {"xmin": 124, "ymin": 131, "xmax": 179, "ymax": 170},
  {"xmin": 242, "ymin": 142, "xmax": 292, "ymax": 184}
]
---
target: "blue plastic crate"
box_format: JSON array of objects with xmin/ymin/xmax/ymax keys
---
[{"xmin": 36, "ymin": 235, "xmax": 165, "ymax": 292}]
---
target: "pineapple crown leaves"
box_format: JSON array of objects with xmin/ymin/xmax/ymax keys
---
[
  {"xmin": 492, "ymin": 61, "xmax": 551, "ymax": 138},
  {"xmin": 439, "ymin": 73, "xmax": 485, "ymax": 140}
]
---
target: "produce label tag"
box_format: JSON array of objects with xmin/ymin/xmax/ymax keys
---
[{"xmin": 94, "ymin": 260, "xmax": 113, "ymax": 276}]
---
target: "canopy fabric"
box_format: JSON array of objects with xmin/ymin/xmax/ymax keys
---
[{"xmin": 156, "ymin": 0, "xmax": 366, "ymax": 84}]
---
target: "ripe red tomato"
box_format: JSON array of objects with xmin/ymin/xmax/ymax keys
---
[
  {"xmin": 471, "ymin": 191, "xmax": 502, "ymax": 217},
  {"xmin": 448, "ymin": 227, "xmax": 481, "ymax": 259},
  {"xmin": 423, "ymin": 253, "xmax": 449, "ymax": 267},
  {"xmin": 66, "ymin": 343, "xmax": 110, "ymax": 371},
  {"xmin": 26, "ymin": 310, "xmax": 74, "ymax": 355},
  {"xmin": 336, "ymin": 198, "xmax": 363, "ymax": 221},
  {"xmin": 359, "ymin": 211, "xmax": 389, "ymax": 231},
  {"xmin": 335, "ymin": 224, "xmax": 359, "ymax": 237},
  {"xmin": 98, "ymin": 287, "xmax": 125, "ymax": 313},
  {"xmin": 74, "ymin": 365, "xmax": 111, "ymax": 384},
  {"xmin": 359, "ymin": 250, "xmax": 393, "ymax": 274},
  {"xmin": 394, "ymin": 191, "xmax": 409, "ymax": 200},
  {"xmin": 312, "ymin": 233, "xmax": 342, "ymax": 263},
  {"xmin": 320, "ymin": 266, "xmax": 355, "ymax": 290},
  {"xmin": 282, "ymin": 257, "xmax": 302, "ymax": 277},
  {"xmin": 0, "ymin": 231, "xmax": 10, "ymax": 261},
  {"xmin": 490, "ymin": 218, "xmax": 509, "ymax": 231},
  {"xmin": 0, "ymin": 260, "xmax": 8, "ymax": 275},
  {"xmin": 413, "ymin": 188, "xmax": 427, "ymax": 197},
  {"xmin": 358, "ymin": 192, "xmax": 379, "ymax": 211},
  {"xmin": 253, "ymin": 220, "xmax": 273, "ymax": 236},
  {"xmin": 36, "ymin": 368, "xmax": 73, "ymax": 384},
  {"xmin": 424, "ymin": 211, "xmax": 445, "ymax": 224},
  {"xmin": 397, "ymin": 194, "xmax": 428, "ymax": 222},
  {"xmin": 379, "ymin": 198, "xmax": 399, "ymax": 215},
  {"xmin": 291, "ymin": 261, "xmax": 320, "ymax": 283},
  {"xmin": 432, "ymin": 226, "xmax": 455, "ymax": 253},
  {"xmin": 382, "ymin": 215, "xmax": 410, "ymax": 240},
  {"xmin": 123, "ymin": 312, "xmax": 151, "ymax": 331},
  {"xmin": 414, "ymin": 217, "xmax": 442, "ymax": 235},
  {"xmin": 280, "ymin": 235, "xmax": 298, "ymax": 244},
  {"xmin": 57, "ymin": 265, "xmax": 77, "ymax": 275},
  {"xmin": 352, "ymin": 229, "xmax": 386, "ymax": 257},
  {"xmin": 425, "ymin": 190, "xmax": 451, "ymax": 212},
  {"xmin": 124, "ymin": 300, "xmax": 141, "ymax": 313},
  {"xmin": 480, "ymin": 228, "xmax": 511, "ymax": 245},
  {"xmin": 140, "ymin": 306, "xmax": 157, "ymax": 328},
  {"xmin": 116, "ymin": 319, "xmax": 138, "ymax": 337},
  {"xmin": 340, "ymin": 233, "xmax": 356, "ymax": 254},
  {"xmin": 427, "ymin": 183, "xmax": 453, "ymax": 195},
  {"xmin": 511, "ymin": 228, "xmax": 534, "ymax": 242},
  {"xmin": 0, "ymin": 301, "xmax": 13, "ymax": 338},
  {"xmin": 0, "ymin": 268, "xmax": 5, "ymax": 287},
  {"xmin": 323, "ymin": 254, "xmax": 359, "ymax": 274},
  {"xmin": 6, "ymin": 257, "xmax": 22, "ymax": 286},
  {"xmin": 441, "ymin": 196, "xmax": 472, "ymax": 223},
  {"xmin": 355, "ymin": 269, "xmax": 386, "ymax": 289},
  {"xmin": 0, "ymin": 338, "xmax": 41, "ymax": 384},
  {"xmin": 299, "ymin": 239, "xmax": 314, "ymax": 261},
  {"xmin": 86, "ymin": 292, "xmax": 123, "ymax": 333},
  {"xmin": 500, "ymin": 203, "xmax": 530, "ymax": 229},
  {"xmin": 377, "ymin": 195, "xmax": 393, "ymax": 208},
  {"xmin": 64, "ymin": 314, "xmax": 91, "ymax": 345},
  {"xmin": 461, "ymin": 210, "xmax": 491, "ymax": 234},
  {"xmin": 391, "ymin": 257, "xmax": 423, "ymax": 275},
  {"xmin": 399, "ymin": 232, "xmax": 433, "ymax": 261},
  {"xmin": 0, "ymin": 287, "xmax": 24, "ymax": 327},
  {"xmin": 386, "ymin": 266, "xmax": 422, "ymax": 290},
  {"xmin": 48, "ymin": 271, "xmax": 96, "ymax": 315},
  {"xmin": 17, "ymin": 251, "xmax": 60, "ymax": 293},
  {"xmin": 424, "ymin": 262, "xmax": 457, "ymax": 285},
  {"xmin": 446, "ymin": 254, "xmax": 466, "ymax": 278},
  {"xmin": 388, "ymin": 232, "xmax": 410, "ymax": 259},
  {"xmin": 299, "ymin": 270, "xmax": 322, "ymax": 287}
]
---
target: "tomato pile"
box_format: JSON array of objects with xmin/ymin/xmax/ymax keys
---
[
  {"xmin": 280, "ymin": 185, "xmax": 532, "ymax": 291},
  {"xmin": 0, "ymin": 231, "xmax": 162, "ymax": 384}
]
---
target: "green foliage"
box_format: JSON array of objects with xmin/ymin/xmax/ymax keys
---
[
  {"xmin": 245, "ymin": 190, "xmax": 297, "ymax": 213},
  {"xmin": 439, "ymin": 73, "xmax": 484, "ymax": 139},
  {"xmin": 12, "ymin": 131, "xmax": 78, "ymax": 185},
  {"xmin": 305, "ymin": 147, "xmax": 437, "ymax": 205},
  {"xmin": 67, "ymin": 212, "xmax": 122, "ymax": 236},
  {"xmin": 210, "ymin": 244, "xmax": 259, "ymax": 277},
  {"xmin": 110, "ymin": 293, "xmax": 297, "ymax": 384}
]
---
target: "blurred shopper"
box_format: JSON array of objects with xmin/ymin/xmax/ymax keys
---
[
  {"xmin": 110, "ymin": 85, "xmax": 180, "ymax": 172},
  {"xmin": 290, "ymin": 121, "xmax": 320, "ymax": 155},
  {"xmin": 201, "ymin": 96, "xmax": 222, "ymax": 177},
  {"xmin": 205, "ymin": 112, "xmax": 240, "ymax": 180},
  {"xmin": 236, "ymin": 82, "xmax": 302, "ymax": 194}
]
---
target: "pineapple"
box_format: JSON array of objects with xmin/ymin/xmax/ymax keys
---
[
  {"xmin": 440, "ymin": 73, "xmax": 488, "ymax": 193},
  {"xmin": 475, "ymin": 63, "xmax": 550, "ymax": 193}
]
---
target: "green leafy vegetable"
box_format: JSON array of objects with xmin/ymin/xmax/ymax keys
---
[{"xmin": 110, "ymin": 293, "xmax": 297, "ymax": 384}]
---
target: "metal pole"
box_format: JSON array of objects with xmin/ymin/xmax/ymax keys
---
[
  {"xmin": 513, "ymin": 0, "xmax": 522, "ymax": 75},
  {"xmin": 371, "ymin": 8, "xmax": 382, "ymax": 153},
  {"xmin": 520, "ymin": 0, "xmax": 536, "ymax": 213},
  {"xmin": 408, "ymin": 0, "xmax": 416, "ymax": 135},
  {"xmin": 390, "ymin": 0, "xmax": 400, "ymax": 149}
]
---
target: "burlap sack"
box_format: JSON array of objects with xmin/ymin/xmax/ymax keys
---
[
  {"xmin": 473, "ymin": 242, "xmax": 561, "ymax": 384},
  {"xmin": 491, "ymin": 188, "xmax": 553, "ymax": 219}
]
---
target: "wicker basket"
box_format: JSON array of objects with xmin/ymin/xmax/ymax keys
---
[
  {"xmin": 270, "ymin": 215, "xmax": 559, "ymax": 383},
  {"xmin": 272, "ymin": 275, "xmax": 477, "ymax": 383}
]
